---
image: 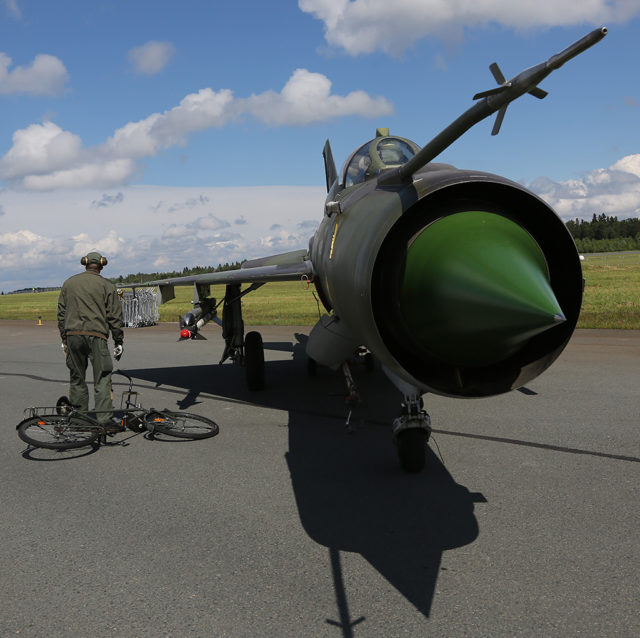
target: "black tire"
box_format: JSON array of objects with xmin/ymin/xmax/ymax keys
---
[
  {"xmin": 307, "ymin": 356, "xmax": 317, "ymax": 376},
  {"xmin": 17, "ymin": 414, "xmax": 100, "ymax": 450},
  {"xmin": 144, "ymin": 411, "xmax": 219, "ymax": 439},
  {"xmin": 396, "ymin": 428, "xmax": 427, "ymax": 473},
  {"xmin": 245, "ymin": 330, "xmax": 265, "ymax": 391},
  {"xmin": 364, "ymin": 352, "xmax": 375, "ymax": 372}
]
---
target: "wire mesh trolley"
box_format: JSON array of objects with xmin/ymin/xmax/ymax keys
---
[{"xmin": 119, "ymin": 288, "xmax": 160, "ymax": 328}]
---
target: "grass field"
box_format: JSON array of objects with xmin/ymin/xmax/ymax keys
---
[
  {"xmin": 579, "ymin": 253, "xmax": 640, "ymax": 329},
  {"xmin": 1, "ymin": 255, "xmax": 639, "ymax": 329},
  {"xmin": 156, "ymin": 282, "xmax": 321, "ymax": 326},
  {"xmin": 0, "ymin": 282, "xmax": 322, "ymax": 326}
]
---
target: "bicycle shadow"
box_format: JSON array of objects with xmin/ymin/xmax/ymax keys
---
[
  {"xmin": 124, "ymin": 332, "xmax": 482, "ymax": 622},
  {"xmin": 19, "ymin": 430, "xmax": 143, "ymax": 462},
  {"xmin": 21, "ymin": 443, "xmax": 101, "ymax": 461}
]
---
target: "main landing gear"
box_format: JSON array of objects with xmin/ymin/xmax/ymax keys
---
[
  {"xmin": 219, "ymin": 283, "xmax": 265, "ymax": 391},
  {"xmin": 244, "ymin": 330, "xmax": 265, "ymax": 391}
]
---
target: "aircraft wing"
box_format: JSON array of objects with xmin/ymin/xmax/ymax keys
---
[{"xmin": 131, "ymin": 249, "xmax": 314, "ymax": 303}]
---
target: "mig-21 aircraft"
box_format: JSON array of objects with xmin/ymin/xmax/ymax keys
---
[{"xmin": 130, "ymin": 27, "xmax": 607, "ymax": 473}]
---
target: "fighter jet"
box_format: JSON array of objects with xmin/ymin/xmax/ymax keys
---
[{"xmin": 131, "ymin": 27, "xmax": 607, "ymax": 472}]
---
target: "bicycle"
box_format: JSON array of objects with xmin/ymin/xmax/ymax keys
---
[{"xmin": 16, "ymin": 370, "xmax": 219, "ymax": 450}]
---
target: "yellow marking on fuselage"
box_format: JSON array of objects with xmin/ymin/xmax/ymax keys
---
[{"xmin": 329, "ymin": 218, "xmax": 339, "ymax": 259}]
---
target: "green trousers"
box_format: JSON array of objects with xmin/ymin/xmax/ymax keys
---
[{"xmin": 65, "ymin": 334, "xmax": 113, "ymax": 424}]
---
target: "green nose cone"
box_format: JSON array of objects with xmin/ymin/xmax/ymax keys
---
[{"xmin": 400, "ymin": 211, "xmax": 565, "ymax": 366}]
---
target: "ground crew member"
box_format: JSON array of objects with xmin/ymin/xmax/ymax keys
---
[{"xmin": 57, "ymin": 251, "xmax": 124, "ymax": 428}]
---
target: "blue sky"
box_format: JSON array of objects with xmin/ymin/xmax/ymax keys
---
[{"xmin": 1, "ymin": 0, "xmax": 639, "ymax": 290}]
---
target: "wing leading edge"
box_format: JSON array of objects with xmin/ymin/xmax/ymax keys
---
[{"xmin": 130, "ymin": 249, "xmax": 314, "ymax": 303}]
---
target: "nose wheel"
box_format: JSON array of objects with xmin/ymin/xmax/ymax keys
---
[
  {"xmin": 395, "ymin": 428, "xmax": 428, "ymax": 473},
  {"xmin": 393, "ymin": 395, "xmax": 431, "ymax": 473}
]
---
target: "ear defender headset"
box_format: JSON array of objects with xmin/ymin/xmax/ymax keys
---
[{"xmin": 80, "ymin": 254, "xmax": 108, "ymax": 267}]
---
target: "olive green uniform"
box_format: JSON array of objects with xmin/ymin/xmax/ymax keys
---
[{"xmin": 57, "ymin": 271, "xmax": 124, "ymax": 424}]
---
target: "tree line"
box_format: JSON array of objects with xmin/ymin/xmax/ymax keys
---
[
  {"xmin": 565, "ymin": 214, "xmax": 640, "ymax": 253},
  {"xmin": 112, "ymin": 261, "xmax": 243, "ymax": 285}
]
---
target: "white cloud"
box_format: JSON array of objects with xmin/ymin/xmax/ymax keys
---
[
  {"xmin": 0, "ymin": 121, "xmax": 137, "ymax": 189},
  {"xmin": 113, "ymin": 88, "xmax": 236, "ymax": 154},
  {"xmin": 529, "ymin": 154, "xmax": 640, "ymax": 220},
  {"xmin": 128, "ymin": 41, "xmax": 175, "ymax": 75},
  {"xmin": 21, "ymin": 159, "xmax": 137, "ymax": 191},
  {"xmin": 299, "ymin": 0, "xmax": 640, "ymax": 55},
  {"xmin": 611, "ymin": 154, "xmax": 640, "ymax": 178},
  {"xmin": 0, "ymin": 70, "xmax": 392, "ymax": 191},
  {"xmin": 162, "ymin": 213, "xmax": 231, "ymax": 240},
  {"xmin": 0, "ymin": 228, "xmax": 45, "ymax": 248},
  {"xmin": 0, "ymin": 229, "xmax": 59, "ymax": 270},
  {"xmin": 0, "ymin": 122, "xmax": 84, "ymax": 180},
  {"xmin": 0, "ymin": 52, "xmax": 69, "ymax": 95},
  {"xmin": 0, "ymin": 184, "xmax": 325, "ymax": 290},
  {"xmin": 0, "ymin": 228, "xmax": 129, "ymax": 273},
  {"xmin": 71, "ymin": 230, "xmax": 128, "ymax": 259},
  {"xmin": 243, "ymin": 68, "xmax": 392, "ymax": 125},
  {"xmin": 258, "ymin": 228, "xmax": 307, "ymax": 251}
]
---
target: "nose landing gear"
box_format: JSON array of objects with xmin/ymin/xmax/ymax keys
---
[{"xmin": 393, "ymin": 395, "xmax": 431, "ymax": 473}]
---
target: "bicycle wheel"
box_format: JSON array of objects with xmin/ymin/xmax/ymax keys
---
[
  {"xmin": 17, "ymin": 414, "xmax": 100, "ymax": 450},
  {"xmin": 144, "ymin": 411, "xmax": 219, "ymax": 439}
]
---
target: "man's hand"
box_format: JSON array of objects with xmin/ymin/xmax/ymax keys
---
[
  {"xmin": 61, "ymin": 342, "xmax": 67, "ymax": 355},
  {"xmin": 113, "ymin": 344, "xmax": 124, "ymax": 361}
]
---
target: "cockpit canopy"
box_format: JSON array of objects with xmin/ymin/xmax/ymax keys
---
[{"xmin": 342, "ymin": 131, "xmax": 421, "ymax": 188}]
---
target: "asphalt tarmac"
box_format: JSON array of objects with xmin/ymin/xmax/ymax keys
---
[{"xmin": 1, "ymin": 320, "xmax": 638, "ymax": 638}]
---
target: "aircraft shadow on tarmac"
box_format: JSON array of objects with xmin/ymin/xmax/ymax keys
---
[{"xmin": 124, "ymin": 334, "xmax": 483, "ymax": 625}]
